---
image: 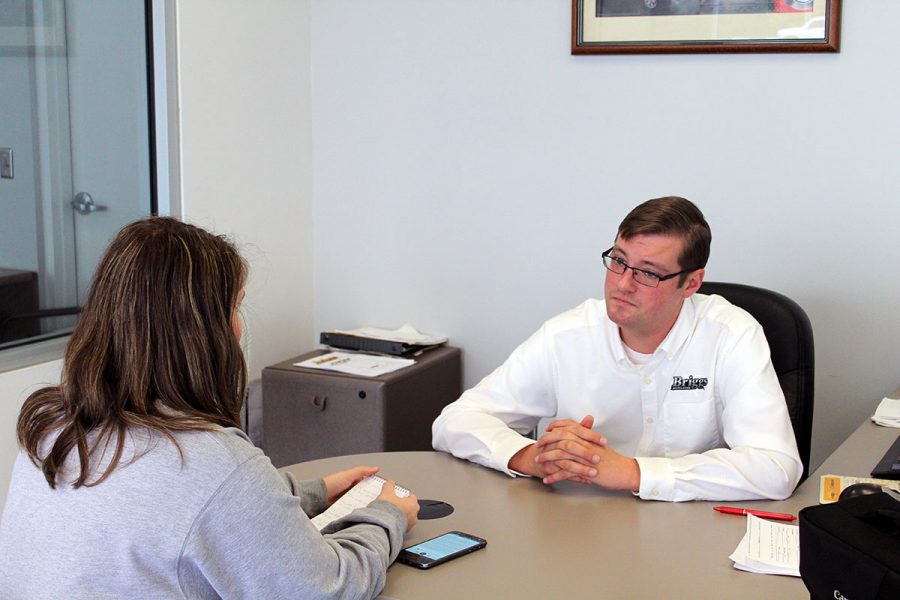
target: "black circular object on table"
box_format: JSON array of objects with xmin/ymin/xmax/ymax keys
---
[{"xmin": 417, "ymin": 499, "xmax": 454, "ymax": 519}]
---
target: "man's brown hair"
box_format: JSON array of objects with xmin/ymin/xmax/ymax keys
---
[{"xmin": 617, "ymin": 196, "xmax": 711, "ymax": 284}]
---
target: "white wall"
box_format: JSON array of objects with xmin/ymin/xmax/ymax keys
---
[
  {"xmin": 311, "ymin": 1, "xmax": 900, "ymax": 470},
  {"xmin": 176, "ymin": 0, "xmax": 315, "ymax": 379},
  {"xmin": 0, "ymin": 359, "xmax": 61, "ymax": 503}
]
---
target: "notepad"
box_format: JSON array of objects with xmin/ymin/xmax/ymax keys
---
[
  {"xmin": 311, "ymin": 475, "xmax": 411, "ymax": 531},
  {"xmin": 729, "ymin": 514, "xmax": 800, "ymax": 577}
]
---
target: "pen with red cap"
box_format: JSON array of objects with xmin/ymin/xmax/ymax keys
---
[{"xmin": 713, "ymin": 505, "xmax": 796, "ymax": 522}]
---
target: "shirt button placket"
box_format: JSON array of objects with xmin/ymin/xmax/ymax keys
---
[{"xmin": 638, "ymin": 374, "xmax": 656, "ymax": 455}]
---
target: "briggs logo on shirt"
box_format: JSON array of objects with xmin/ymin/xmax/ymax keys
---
[{"xmin": 670, "ymin": 375, "xmax": 708, "ymax": 391}]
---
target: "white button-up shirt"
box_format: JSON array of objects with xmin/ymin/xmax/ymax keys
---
[{"xmin": 432, "ymin": 294, "xmax": 802, "ymax": 501}]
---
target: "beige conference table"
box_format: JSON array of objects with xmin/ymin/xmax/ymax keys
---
[{"xmin": 282, "ymin": 420, "xmax": 900, "ymax": 599}]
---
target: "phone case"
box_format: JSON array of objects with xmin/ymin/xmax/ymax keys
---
[{"xmin": 397, "ymin": 531, "xmax": 486, "ymax": 569}]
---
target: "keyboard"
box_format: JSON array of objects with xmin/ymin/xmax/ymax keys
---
[{"xmin": 870, "ymin": 433, "xmax": 900, "ymax": 480}]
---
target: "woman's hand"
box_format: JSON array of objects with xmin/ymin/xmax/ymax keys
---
[
  {"xmin": 377, "ymin": 479, "xmax": 420, "ymax": 532},
  {"xmin": 323, "ymin": 465, "xmax": 379, "ymax": 505}
]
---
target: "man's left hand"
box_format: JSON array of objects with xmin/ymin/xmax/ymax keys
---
[{"xmin": 535, "ymin": 415, "xmax": 641, "ymax": 492}]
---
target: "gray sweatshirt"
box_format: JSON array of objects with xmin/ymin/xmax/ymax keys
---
[{"xmin": 0, "ymin": 426, "xmax": 406, "ymax": 599}]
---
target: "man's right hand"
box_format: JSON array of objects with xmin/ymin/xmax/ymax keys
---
[
  {"xmin": 508, "ymin": 416, "xmax": 607, "ymax": 482},
  {"xmin": 508, "ymin": 416, "xmax": 611, "ymax": 483},
  {"xmin": 535, "ymin": 416, "xmax": 640, "ymax": 491},
  {"xmin": 534, "ymin": 415, "xmax": 607, "ymax": 483},
  {"xmin": 508, "ymin": 442, "xmax": 545, "ymax": 477},
  {"xmin": 377, "ymin": 479, "xmax": 419, "ymax": 532}
]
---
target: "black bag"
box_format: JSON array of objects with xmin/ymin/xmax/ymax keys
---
[{"xmin": 800, "ymin": 492, "xmax": 900, "ymax": 599}]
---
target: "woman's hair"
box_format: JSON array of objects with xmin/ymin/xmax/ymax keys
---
[{"xmin": 17, "ymin": 217, "xmax": 248, "ymax": 488}]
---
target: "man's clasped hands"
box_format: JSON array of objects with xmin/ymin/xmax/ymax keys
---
[{"xmin": 510, "ymin": 416, "xmax": 642, "ymax": 493}]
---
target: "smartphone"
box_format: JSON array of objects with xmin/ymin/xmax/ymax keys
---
[{"xmin": 397, "ymin": 531, "xmax": 487, "ymax": 569}]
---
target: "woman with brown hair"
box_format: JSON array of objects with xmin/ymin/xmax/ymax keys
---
[{"xmin": 0, "ymin": 217, "xmax": 418, "ymax": 599}]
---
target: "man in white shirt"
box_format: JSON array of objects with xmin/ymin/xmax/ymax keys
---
[{"xmin": 432, "ymin": 196, "xmax": 802, "ymax": 501}]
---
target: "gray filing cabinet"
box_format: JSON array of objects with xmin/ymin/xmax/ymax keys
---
[{"xmin": 261, "ymin": 346, "xmax": 462, "ymax": 468}]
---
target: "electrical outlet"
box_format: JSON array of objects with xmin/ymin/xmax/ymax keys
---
[{"xmin": 0, "ymin": 148, "xmax": 13, "ymax": 179}]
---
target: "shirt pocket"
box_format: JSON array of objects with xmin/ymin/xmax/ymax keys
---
[{"xmin": 662, "ymin": 397, "xmax": 720, "ymax": 457}]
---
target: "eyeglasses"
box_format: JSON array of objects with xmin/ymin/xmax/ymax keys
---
[{"xmin": 601, "ymin": 247, "xmax": 696, "ymax": 288}]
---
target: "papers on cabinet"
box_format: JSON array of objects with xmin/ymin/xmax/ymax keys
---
[
  {"xmin": 295, "ymin": 351, "xmax": 414, "ymax": 377},
  {"xmin": 334, "ymin": 324, "xmax": 447, "ymax": 346}
]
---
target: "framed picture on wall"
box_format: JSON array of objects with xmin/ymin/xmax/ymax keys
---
[{"xmin": 572, "ymin": 0, "xmax": 841, "ymax": 54}]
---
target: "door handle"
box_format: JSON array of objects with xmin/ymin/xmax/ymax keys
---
[{"xmin": 71, "ymin": 192, "xmax": 108, "ymax": 215}]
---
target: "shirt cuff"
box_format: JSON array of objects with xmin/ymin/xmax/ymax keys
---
[
  {"xmin": 492, "ymin": 433, "xmax": 537, "ymax": 477},
  {"xmin": 635, "ymin": 456, "xmax": 675, "ymax": 501}
]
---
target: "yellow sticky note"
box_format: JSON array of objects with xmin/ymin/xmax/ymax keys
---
[{"xmin": 820, "ymin": 475, "xmax": 842, "ymax": 503}]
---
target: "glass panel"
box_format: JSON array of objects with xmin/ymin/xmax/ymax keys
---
[{"xmin": 0, "ymin": 0, "xmax": 154, "ymax": 351}]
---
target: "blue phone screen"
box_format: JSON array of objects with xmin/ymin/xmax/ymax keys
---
[{"xmin": 405, "ymin": 532, "xmax": 481, "ymax": 560}]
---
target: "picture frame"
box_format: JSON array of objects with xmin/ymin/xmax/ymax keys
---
[{"xmin": 572, "ymin": 0, "xmax": 841, "ymax": 55}]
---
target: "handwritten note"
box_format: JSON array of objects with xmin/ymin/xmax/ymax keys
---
[{"xmin": 729, "ymin": 513, "xmax": 800, "ymax": 577}]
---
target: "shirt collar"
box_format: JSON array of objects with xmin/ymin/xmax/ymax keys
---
[
  {"xmin": 656, "ymin": 296, "xmax": 696, "ymax": 359},
  {"xmin": 608, "ymin": 315, "xmax": 631, "ymax": 366},
  {"xmin": 609, "ymin": 296, "xmax": 697, "ymax": 364}
]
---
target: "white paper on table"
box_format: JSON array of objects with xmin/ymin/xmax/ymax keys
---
[
  {"xmin": 295, "ymin": 351, "xmax": 414, "ymax": 377},
  {"xmin": 728, "ymin": 513, "xmax": 800, "ymax": 577},
  {"xmin": 311, "ymin": 475, "xmax": 410, "ymax": 531},
  {"xmin": 872, "ymin": 397, "xmax": 900, "ymax": 427}
]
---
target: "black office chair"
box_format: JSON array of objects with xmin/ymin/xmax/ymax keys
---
[{"xmin": 698, "ymin": 282, "xmax": 815, "ymax": 484}]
